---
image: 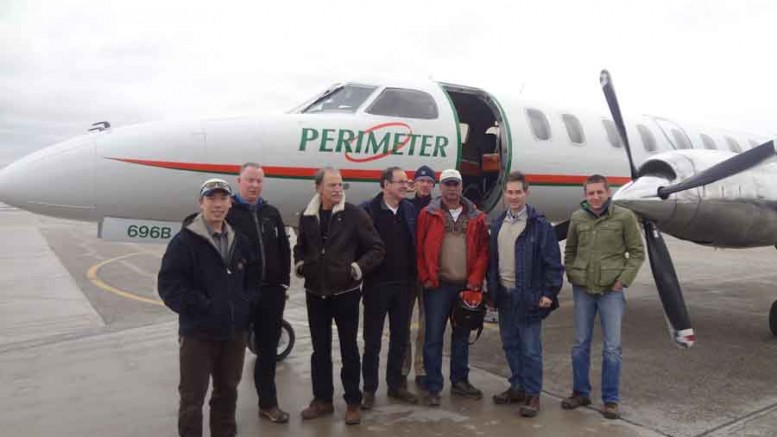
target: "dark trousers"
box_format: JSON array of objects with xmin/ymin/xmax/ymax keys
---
[
  {"xmin": 178, "ymin": 334, "xmax": 246, "ymax": 437},
  {"xmin": 305, "ymin": 289, "xmax": 362, "ymax": 405},
  {"xmin": 252, "ymin": 284, "xmax": 287, "ymax": 408},
  {"xmin": 362, "ymin": 281, "xmax": 412, "ymax": 393}
]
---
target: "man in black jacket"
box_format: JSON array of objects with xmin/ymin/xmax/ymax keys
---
[
  {"xmin": 402, "ymin": 165, "xmax": 436, "ymax": 388},
  {"xmin": 294, "ymin": 167, "xmax": 385, "ymax": 425},
  {"xmin": 226, "ymin": 163, "xmax": 291, "ymax": 424},
  {"xmin": 158, "ymin": 178, "xmax": 261, "ymax": 437},
  {"xmin": 361, "ymin": 167, "xmax": 419, "ymax": 409}
]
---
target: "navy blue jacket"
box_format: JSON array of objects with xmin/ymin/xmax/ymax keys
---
[
  {"xmin": 487, "ymin": 204, "xmax": 563, "ymax": 321},
  {"xmin": 158, "ymin": 213, "xmax": 261, "ymax": 340}
]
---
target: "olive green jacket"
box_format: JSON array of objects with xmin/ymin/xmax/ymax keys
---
[{"xmin": 564, "ymin": 201, "xmax": 645, "ymax": 294}]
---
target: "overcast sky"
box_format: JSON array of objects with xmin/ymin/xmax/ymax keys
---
[{"xmin": 2, "ymin": 0, "xmax": 776, "ymax": 166}]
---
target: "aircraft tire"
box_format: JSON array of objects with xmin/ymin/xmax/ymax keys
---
[{"xmin": 246, "ymin": 320, "xmax": 295, "ymax": 361}]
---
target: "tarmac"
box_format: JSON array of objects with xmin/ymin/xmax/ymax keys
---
[{"xmin": 1, "ymin": 203, "xmax": 777, "ymax": 436}]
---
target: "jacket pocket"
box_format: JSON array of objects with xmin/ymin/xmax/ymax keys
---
[{"xmin": 598, "ymin": 267, "xmax": 622, "ymax": 289}]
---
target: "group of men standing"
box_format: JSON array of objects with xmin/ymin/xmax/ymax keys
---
[{"xmin": 158, "ymin": 162, "xmax": 644, "ymax": 436}]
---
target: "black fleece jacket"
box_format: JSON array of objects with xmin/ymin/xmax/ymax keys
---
[{"xmin": 158, "ymin": 213, "xmax": 261, "ymax": 340}]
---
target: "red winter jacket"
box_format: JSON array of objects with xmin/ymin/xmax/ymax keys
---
[{"xmin": 416, "ymin": 196, "xmax": 489, "ymax": 290}]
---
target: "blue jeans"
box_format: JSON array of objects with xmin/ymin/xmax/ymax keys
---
[
  {"xmin": 423, "ymin": 283, "xmax": 471, "ymax": 393},
  {"xmin": 497, "ymin": 288, "xmax": 543, "ymax": 396},
  {"xmin": 570, "ymin": 286, "xmax": 626, "ymax": 404}
]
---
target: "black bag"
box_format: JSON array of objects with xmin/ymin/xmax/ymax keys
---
[{"xmin": 450, "ymin": 293, "xmax": 486, "ymax": 345}]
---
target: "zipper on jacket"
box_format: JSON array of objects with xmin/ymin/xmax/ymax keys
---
[{"xmin": 252, "ymin": 208, "xmax": 267, "ymax": 281}]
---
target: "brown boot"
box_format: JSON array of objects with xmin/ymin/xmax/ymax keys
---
[
  {"xmin": 361, "ymin": 392, "xmax": 375, "ymax": 410},
  {"xmin": 300, "ymin": 399, "xmax": 334, "ymax": 420},
  {"xmin": 345, "ymin": 404, "xmax": 361, "ymax": 425},
  {"xmin": 602, "ymin": 402, "xmax": 620, "ymax": 419},
  {"xmin": 519, "ymin": 395, "xmax": 540, "ymax": 417}
]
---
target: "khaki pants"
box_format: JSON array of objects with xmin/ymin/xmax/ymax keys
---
[
  {"xmin": 178, "ymin": 334, "xmax": 246, "ymax": 437},
  {"xmin": 401, "ymin": 282, "xmax": 426, "ymax": 379}
]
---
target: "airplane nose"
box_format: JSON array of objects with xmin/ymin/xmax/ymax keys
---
[
  {"xmin": 0, "ymin": 137, "xmax": 97, "ymax": 220},
  {"xmin": 612, "ymin": 176, "xmax": 677, "ymax": 223}
]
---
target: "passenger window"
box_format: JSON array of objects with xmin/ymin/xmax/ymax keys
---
[
  {"xmin": 637, "ymin": 124, "xmax": 657, "ymax": 152},
  {"xmin": 562, "ymin": 114, "xmax": 585, "ymax": 144},
  {"xmin": 671, "ymin": 129, "xmax": 692, "ymax": 149},
  {"xmin": 700, "ymin": 134, "xmax": 717, "ymax": 150},
  {"xmin": 602, "ymin": 119, "xmax": 622, "ymax": 148},
  {"xmin": 526, "ymin": 108, "xmax": 551, "ymax": 140},
  {"xmin": 366, "ymin": 88, "xmax": 438, "ymax": 119},
  {"xmin": 724, "ymin": 136, "xmax": 742, "ymax": 153}
]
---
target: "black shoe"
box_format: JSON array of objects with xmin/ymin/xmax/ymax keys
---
[
  {"xmin": 451, "ymin": 380, "xmax": 483, "ymax": 400},
  {"xmin": 388, "ymin": 387, "xmax": 419, "ymax": 404},
  {"xmin": 561, "ymin": 392, "xmax": 592, "ymax": 410},
  {"xmin": 361, "ymin": 392, "xmax": 375, "ymax": 410},
  {"xmin": 425, "ymin": 391, "xmax": 441, "ymax": 407},
  {"xmin": 492, "ymin": 387, "xmax": 526, "ymax": 405}
]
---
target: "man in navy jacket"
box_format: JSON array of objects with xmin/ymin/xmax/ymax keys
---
[{"xmin": 486, "ymin": 171, "xmax": 563, "ymax": 418}]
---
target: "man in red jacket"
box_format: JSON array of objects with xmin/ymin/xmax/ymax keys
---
[{"xmin": 416, "ymin": 168, "xmax": 489, "ymax": 406}]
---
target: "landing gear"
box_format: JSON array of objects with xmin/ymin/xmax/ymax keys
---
[
  {"xmin": 247, "ymin": 319, "xmax": 296, "ymax": 362},
  {"xmin": 770, "ymin": 301, "xmax": 777, "ymax": 336}
]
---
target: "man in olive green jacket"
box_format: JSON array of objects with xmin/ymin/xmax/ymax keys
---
[{"xmin": 561, "ymin": 174, "xmax": 644, "ymax": 420}]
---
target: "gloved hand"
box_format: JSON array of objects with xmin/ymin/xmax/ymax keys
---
[{"xmin": 460, "ymin": 289, "xmax": 482, "ymax": 307}]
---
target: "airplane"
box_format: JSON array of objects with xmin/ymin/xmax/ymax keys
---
[{"xmin": 1, "ymin": 72, "xmax": 776, "ymax": 348}]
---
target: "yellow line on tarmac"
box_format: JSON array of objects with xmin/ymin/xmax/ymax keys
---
[{"xmin": 86, "ymin": 252, "xmax": 163, "ymax": 306}]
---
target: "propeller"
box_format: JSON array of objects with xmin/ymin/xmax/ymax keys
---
[
  {"xmin": 600, "ymin": 70, "xmax": 695, "ymax": 348},
  {"xmin": 656, "ymin": 140, "xmax": 775, "ymax": 199}
]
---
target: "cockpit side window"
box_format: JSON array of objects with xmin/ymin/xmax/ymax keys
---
[
  {"xmin": 637, "ymin": 124, "xmax": 657, "ymax": 153},
  {"xmin": 366, "ymin": 88, "xmax": 439, "ymax": 119},
  {"xmin": 301, "ymin": 85, "xmax": 378, "ymax": 114}
]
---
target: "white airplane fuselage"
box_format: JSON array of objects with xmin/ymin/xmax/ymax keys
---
[{"xmin": 1, "ymin": 79, "xmax": 776, "ymax": 248}]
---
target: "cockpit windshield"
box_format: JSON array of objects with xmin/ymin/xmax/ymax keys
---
[{"xmin": 299, "ymin": 84, "xmax": 377, "ymax": 114}]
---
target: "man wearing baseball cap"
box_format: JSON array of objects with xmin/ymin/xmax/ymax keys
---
[
  {"xmin": 416, "ymin": 168, "xmax": 489, "ymax": 406},
  {"xmin": 401, "ymin": 165, "xmax": 436, "ymax": 388},
  {"xmin": 158, "ymin": 178, "xmax": 261, "ymax": 437}
]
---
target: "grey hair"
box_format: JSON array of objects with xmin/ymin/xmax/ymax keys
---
[{"xmin": 314, "ymin": 166, "xmax": 340, "ymax": 186}]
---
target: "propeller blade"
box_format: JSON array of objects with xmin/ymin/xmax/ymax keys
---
[
  {"xmin": 643, "ymin": 220, "xmax": 695, "ymax": 348},
  {"xmin": 554, "ymin": 220, "xmax": 570, "ymax": 242},
  {"xmin": 657, "ymin": 140, "xmax": 775, "ymax": 199},
  {"xmin": 600, "ymin": 70, "xmax": 638, "ymax": 180}
]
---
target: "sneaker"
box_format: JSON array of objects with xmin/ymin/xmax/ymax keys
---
[
  {"xmin": 519, "ymin": 395, "xmax": 540, "ymax": 417},
  {"xmin": 561, "ymin": 392, "xmax": 591, "ymax": 410},
  {"xmin": 259, "ymin": 406, "xmax": 289, "ymax": 423},
  {"xmin": 388, "ymin": 386, "xmax": 419, "ymax": 404},
  {"xmin": 602, "ymin": 402, "xmax": 620, "ymax": 419},
  {"xmin": 300, "ymin": 399, "xmax": 334, "ymax": 420},
  {"xmin": 361, "ymin": 392, "xmax": 375, "ymax": 410},
  {"xmin": 451, "ymin": 380, "xmax": 483, "ymax": 400},
  {"xmin": 425, "ymin": 391, "xmax": 441, "ymax": 407},
  {"xmin": 492, "ymin": 387, "xmax": 526, "ymax": 405},
  {"xmin": 345, "ymin": 404, "xmax": 361, "ymax": 425}
]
